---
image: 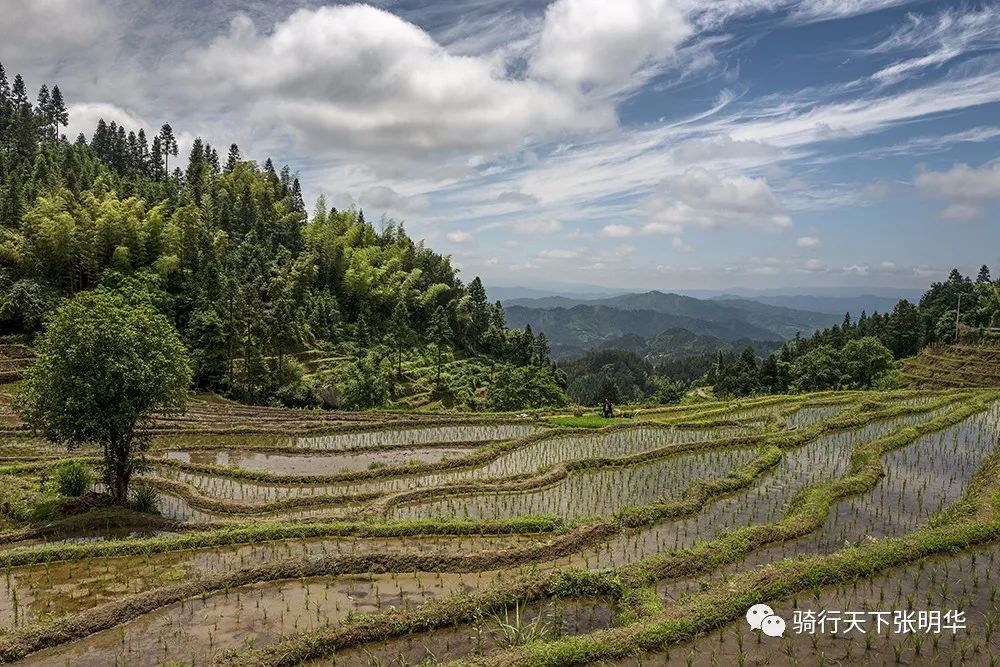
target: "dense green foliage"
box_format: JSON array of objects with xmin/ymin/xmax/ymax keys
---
[
  {"xmin": 0, "ymin": 63, "xmax": 565, "ymax": 410},
  {"xmin": 559, "ymin": 350, "xmax": 657, "ymax": 405},
  {"xmin": 708, "ymin": 267, "xmax": 1000, "ymax": 396},
  {"xmin": 14, "ymin": 290, "xmax": 191, "ymax": 500}
]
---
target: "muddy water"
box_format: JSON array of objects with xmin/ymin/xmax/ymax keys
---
[
  {"xmin": 152, "ymin": 426, "xmax": 756, "ymax": 509},
  {"xmin": 314, "ymin": 598, "xmax": 616, "ymax": 666},
  {"xmin": 496, "ymin": 406, "xmax": 966, "ymax": 576},
  {"xmin": 610, "ymin": 541, "xmax": 1000, "ymax": 666},
  {"xmin": 293, "ymin": 424, "xmax": 547, "ymax": 450},
  {"xmin": 19, "ymin": 569, "xmax": 517, "ymax": 666},
  {"xmin": 393, "ymin": 447, "xmax": 760, "ymax": 521},
  {"xmin": 152, "ymin": 424, "xmax": 549, "ymax": 453},
  {"xmin": 158, "ymin": 446, "xmax": 478, "ymax": 475},
  {"xmin": 785, "ymin": 404, "xmax": 842, "ymax": 428},
  {"xmin": 0, "ymin": 534, "xmax": 544, "ymax": 629},
  {"xmin": 155, "ymin": 490, "xmax": 365, "ymax": 523},
  {"xmin": 657, "ymin": 401, "xmax": 1000, "ymax": 604}
]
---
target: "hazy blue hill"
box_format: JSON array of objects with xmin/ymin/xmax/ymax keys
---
[
  {"xmin": 744, "ymin": 293, "xmax": 919, "ymax": 316},
  {"xmin": 503, "ymin": 290, "xmax": 840, "ymax": 360},
  {"xmin": 504, "ymin": 304, "xmax": 781, "ymax": 360}
]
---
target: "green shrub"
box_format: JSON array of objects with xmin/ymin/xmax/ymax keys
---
[
  {"xmin": 340, "ymin": 353, "xmax": 391, "ymax": 410},
  {"xmin": 129, "ymin": 486, "xmax": 161, "ymax": 514},
  {"xmin": 655, "ymin": 379, "xmax": 684, "ymax": 404},
  {"xmin": 54, "ymin": 460, "xmax": 93, "ymax": 497}
]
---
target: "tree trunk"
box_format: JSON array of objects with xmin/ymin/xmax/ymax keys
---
[{"xmin": 106, "ymin": 436, "xmax": 132, "ymax": 503}]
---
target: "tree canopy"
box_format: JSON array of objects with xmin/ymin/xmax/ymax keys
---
[{"xmin": 14, "ymin": 289, "xmax": 191, "ymax": 500}]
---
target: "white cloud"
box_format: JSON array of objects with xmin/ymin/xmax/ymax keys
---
[
  {"xmin": 843, "ymin": 264, "xmax": 871, "ymax": 276},
  {"xmin": 538, "ymin": 248, "xmax": 580, "ymax": 260},
  {"xmin": 669, "ymin": 134, "xmax": 779, "ymax": 164},
  {"xmin": 940, "ymin": 203, "xmax": 983, "ymax": 222},
  {"xmin": 0, "ymin": 0, "xmax": 113, "ymax": 67},
  {"xmin": 789, "ymin": 0, "xmax": 914, "ymax": 24},
  {"xmin": 796, "ymin": 235, "xmax": 820, "ymax": 248},
  {"xmin": 869, "ymin": 6, "xmax": 1000, "ymax": 84},
  {"xmin": 915, "ymin": 161, "xmax": 1000, "ymax": 201},
  {"xmin": 447, "ymin": 230, "xmax": 473, "ymax": 243},
  {"xmin": 513, "ymin": 219, "xmax": 562, "ymax": 234},
  {"xmin": 725, "ymin": 66, "xmax": 1000, "ymax": 149},
  {"xmin": 601, "ymin": 224, "xmax": 635, "ymax": 238},
  {"xmin": 915, "ymin": 161, "xmax": 1000, "ymax": 221},
  {"xmin": 804, "ymin": 258, "xmax": 827, "ymax": 271},
  {"xmin": 599, "ymin": 221, "xmax": 683, "ymax": 237},
  {"xmin": 182, "ymin": 6, "xmax": 613, "ymax": 160},
  {"xmin": 530, "ymin": 0, "xmax": 692, "ymax": 92},
  {"xmin": 359, "ymin": 185, "xmax": 430, "ymax": 213},
  {"xmin": 497, "ymin": 190, "xmax": 540, "ymax": 206},
  {"xmin": 748, "ymin": 265, "xmax": 780, "ymax": 275},
  {"xmin": 644, "ymin": 167, "xmax": 792, "ymax": 230},
  {"xmin": 65, "ymin": 102, "xmax": 150, "ymax": 143}
]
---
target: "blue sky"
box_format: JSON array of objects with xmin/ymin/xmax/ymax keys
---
[{"xmin": 2, "ymin": 0, "xmax": 999, "ymax": 291}]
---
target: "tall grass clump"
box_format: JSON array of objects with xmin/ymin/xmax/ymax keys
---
[{"xmin": 54, "ymin": 460, "xmax": 93, "ymax": 497}]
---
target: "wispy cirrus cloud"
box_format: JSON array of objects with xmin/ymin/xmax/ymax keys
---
[{"xmin": 868, "ymin": 4, "xmax": 1000, "ymax": 84}]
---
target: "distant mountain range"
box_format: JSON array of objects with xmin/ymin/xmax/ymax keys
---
[
  {"xmin": 723, "ymin": 293, "xmax": 919, "ymax": 316},
  {"xmin": 504, "ymin": 290, "xmax": 846, "ymax": 361}
]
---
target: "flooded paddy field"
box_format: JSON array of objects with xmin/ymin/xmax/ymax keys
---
[{"xmin": 4, "ymin": 390, "xmax": 998, "ymax": 666}]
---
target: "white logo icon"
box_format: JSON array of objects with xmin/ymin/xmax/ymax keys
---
[
  {"xmin": 746, "ymin": 604, "xmax": 774, "ymax": 630},
  {"xmin": 746, "ymin": 604, "xmax": 785, "ymax": 637},
  {"xmin": 761, "ymin": 614, "xmax": 786, "ymax": 637}
]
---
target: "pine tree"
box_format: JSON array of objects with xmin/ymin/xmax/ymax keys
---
[
  {"xmin": 977, "ymin": 265, "xmax": 992, "ymax": 284},
  {"xmin": 534, "ymin": 332, "xmax": 550, "ymax": 365},
  {"xmin": 428, "ymin": 306, "xmax": 452, "ymax": 387},
  {"xmin": 159, "ymin": 123, "xmax": 178, "ymax": 176},
  {"xmin": 0, "ymin": 63, "xmax": 10, "ymax": 105},
  {"xmin": 290, "ymin": 178, "xmax": 305, "ymax": 213},
  {"xmin": 225, "ymin": 143, "xmax": 240, "ymax": 172},
  {"xmin": 35, "ymin": 84, "xmax": 51, "ymax": 128},
  {"xmin": 136, "ymin": 129, "xmax": 150, "ymax": 174},
  {"xmin": 49, "ymin": 85, "xmax": 68, "ymax": 138},
  {"xmin": 151, "ymin": 135, "xmax": 163, "ymax": 179},
  {"xmin": 389, "ymin": 298, "xmax": 412, "ymax": 379},
  {"xmin": 11, "ymin": 75, "xmax": 28, "ymax": 110},
  {"xmin": 467, "ymin": 276, "xmax": 489, "ymax": 346},
  {"xmin": 91, "ymin": 119, "xmax": 110, "ymax": 161}
]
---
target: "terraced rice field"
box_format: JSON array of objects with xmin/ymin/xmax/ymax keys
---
[
  {"xmin": 902, "ymin": 343, "xmax": 1000, "ymax": 389},
  {"xmin": 2, "ymin": 388, "xmax": 1000, "ymax": 666}
]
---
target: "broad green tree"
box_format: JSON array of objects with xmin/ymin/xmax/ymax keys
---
[
  {"xmin": 14, "ymin": 290, "xmax": 191, "ymax": 501},
  {"xmin": 842, "ymin": 336, "xmax": 897, "ymax": 388},
  {"xmin": 789, "ymin": 344, "xmax": 845, "ymax": 392}
]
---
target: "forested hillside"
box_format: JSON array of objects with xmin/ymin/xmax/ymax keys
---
[
  {"xmin": 0, "ymin": 63, "xmax": 566, "ymax": 410},
  {"xmin": 557, "ymin": 268, "xmax": 1000, "ymax": 404},
  {"xmin": 708, "ymin": 266, "xmax": 1000, "ymax": 397}
]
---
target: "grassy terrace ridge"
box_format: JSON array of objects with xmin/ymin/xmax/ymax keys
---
[
  {"xmin": 902, "ymin": 343, "xmax": 1000, "ymax": 389},
  {"xmin": 205, "ymin": 392, "xmax": 998, "ymax": 667}
]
